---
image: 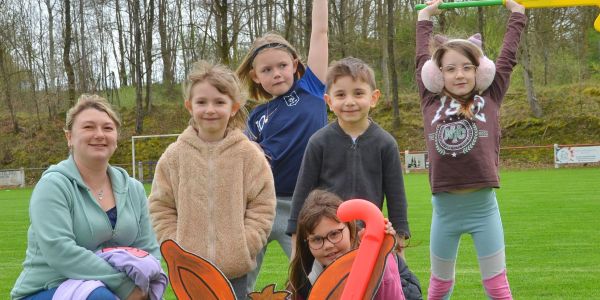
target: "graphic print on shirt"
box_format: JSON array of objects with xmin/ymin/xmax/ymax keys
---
[
  {"xmin": 429, "ymin": 95, "xmax": 488, "ymax": 158},
  {"xmin": 283, "ymin": 91, "xmax": 300, "ymax": 106}
]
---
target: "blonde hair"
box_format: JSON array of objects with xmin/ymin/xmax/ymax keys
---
[
  {"xmin": 183, "ymin": 60, "xmax": 248, "ymax": 131},
  {"xmin": 236, "ymin": 32, "xmax": 305, "ymax": 102},
  {"xmin": 326, "ymin": 57, "xmax": 377, "ymax": 93},
  {"xmin": 65, "ymin": 94, "xmax": 121, "ymax": 131}
]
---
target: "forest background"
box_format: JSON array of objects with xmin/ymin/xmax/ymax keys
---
[{"xmin": 1, "ymin": 0, "xmax": 599, "ymax": 183}]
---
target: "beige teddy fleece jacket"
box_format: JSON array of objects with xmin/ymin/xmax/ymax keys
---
[{"xmin": 149, "ymin": 126, "xmax": 276, "ymax": 278}]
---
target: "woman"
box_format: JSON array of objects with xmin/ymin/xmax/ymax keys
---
[{"xmin": 11, "ymin": 94, "xmax": 160, "ymax": 300}]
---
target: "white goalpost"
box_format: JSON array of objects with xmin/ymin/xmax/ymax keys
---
[{"xmin": 131, "ymin": 134, "xmax": 179, "ymax": 181}]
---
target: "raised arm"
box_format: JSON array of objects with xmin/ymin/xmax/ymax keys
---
[
  {"xmin": 489, "ymin": 0, "xmax": 526, "ymax": 101},
  {"xmin": 307, "ymin": 0, "xmax": 328, "ymax": 82},
  {"xmin": 416, "ymin": 0, "xmax": 442, "ymax": 100}
]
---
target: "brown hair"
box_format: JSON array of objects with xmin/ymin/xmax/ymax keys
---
[
  {"xmin": 236, "ymin": 32, "xmax": 305, "ymax": 102},
  {"xmin": 183, "ymin": 60, "xmax": 248, "ymax": 130},
  {"xmin": 431, "ymin": 37, "xmax": 483, "ymax": 118},
  {"xmin": 325, "ymin": 57, "xmax": 377, "ymax": 93},
  {"xmin": 64, "ymin": 94, "xmax": 121, "ymax": 132},
  {"xmin": 287, "ymin": 190, "xmax": 358, "ymax": 298}
]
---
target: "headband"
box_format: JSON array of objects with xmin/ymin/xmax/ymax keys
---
[{"xmin": 250, "ymin": 42, "xmax": 294, "ymax": 64}]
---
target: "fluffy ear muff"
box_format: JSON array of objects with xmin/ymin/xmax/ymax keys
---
[
  {"xmin": 421, "ymin": 59, "xmax": 444, "ymax": 94},
  {"xmin": 475, "ymin": 55, "xmax": 496, "ymax": 93}
]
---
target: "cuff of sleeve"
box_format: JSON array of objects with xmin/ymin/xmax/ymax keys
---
[
  {"xmin": 112, "ymin": 276, "xmax": 136, "ymax": 299},
  {"xmin": 395, "ymin": 222, "xmax": 411, "ymax": 239},
  {"xmin": 285, "ymin": 220, "xmax": 297, "ymax": 236}
]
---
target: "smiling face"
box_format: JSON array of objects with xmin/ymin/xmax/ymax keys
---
[
  {"xmin": 250, "ymin": 48, "xmax": 298, "ymax": 97},
  {"xmin": 308, "ymin": 217, "xmax": 352, "ymax": 267},
  {"xmin": 325, "ymin": 76, "xmax": 380, "ymax": 132},
  {"xmin": 440, "ymin": 49, "xmax": 477, "ymax": 97},
  {"xmin": 65, "ymin": 108, "xmax": 118, "ymax": 164},
  {"xmin": 185, "ymin": 81, "xmax": 240, "ymax": 142}
]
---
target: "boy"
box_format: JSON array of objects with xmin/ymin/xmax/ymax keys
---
[{"xmin": 286, "ymin": 57, "xmax": 410, "ymax": 247}]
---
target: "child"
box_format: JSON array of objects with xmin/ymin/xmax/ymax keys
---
[
  {"xmin": 288, "ymin": 189, "xmax": 405, "ymax": 300},
  {"xmin": 148, "ymin": 61, "xmax": 276, "ymax": 300},
  {"xmin": 236, "ymin": 0, "xmax": 329, "ymax": 291},
  {"xmin": 286, "ymin": 57, "xmax": 410, "ymax": 251},
  {"xmin": 416, "ymin": 1, "xmax": 526, "ymax": 299}
]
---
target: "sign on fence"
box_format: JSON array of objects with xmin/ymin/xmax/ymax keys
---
[
  {"xmin": 404, "ymin": 151, "xmax": 428, "ymax": 173},
  {"xmin": 0, "ymin": 168, "xmax": 25, "ymax": 187},
  {"xmin": 554, "ymin": 144, "xmax": 600, "ymax": 167}
]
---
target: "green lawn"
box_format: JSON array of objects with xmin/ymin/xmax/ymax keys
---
[{"xmin": 2, "ymin": 168, "xmax": 599, "ymax": 299}]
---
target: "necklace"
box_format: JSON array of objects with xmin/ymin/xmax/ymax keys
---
[{"xmin": 97, "ymin": 189, "xmax": 104, "ymax": 201}]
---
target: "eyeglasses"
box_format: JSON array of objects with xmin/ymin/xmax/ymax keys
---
[
  {"xmin": 306, "ymin": 226, "xmax": 346, "ymax": 250},
  {"xmin": 440, "ymin": 64, "xmax": 477, "ymax": 75}
]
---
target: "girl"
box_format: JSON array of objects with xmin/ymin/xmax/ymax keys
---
[
  {"xmin": 236, "ymin": 0, "xmax": 329, "ymax": 291},
  {"xmin": 148, "ymin": 61, "xmax": 276, "ymax": 300},
  {"xmin": 416, "ymin": 1, "xmax": 526, "ymax": 299},
  {"xmin": 288, "ymin": 190, "xmax": 405, "ymax": 300}
]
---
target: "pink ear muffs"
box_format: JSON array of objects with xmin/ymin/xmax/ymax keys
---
[{"xmin": 421, "ymin": 34, "xmax": 496, "ymax": 94}]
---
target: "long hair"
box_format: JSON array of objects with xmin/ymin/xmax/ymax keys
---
[
  {"xmin": 236, "ymin": 32, "xmax": 305, "ymax": 102},
  {"xmin": 287, "ymin": 190, "xmax": 358, "ymax": 299},
  {"xmin": 431, "ymin": 36, "xmax": 484, "ymax": 118},
  {"xmin": 183, "ymin": 60, "xmax": 248, "ymax": 131}
]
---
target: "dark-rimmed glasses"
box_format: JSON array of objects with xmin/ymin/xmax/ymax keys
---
[{"xmin": 306, "ymin": 225, "xmax": 346, "ymax": 250}]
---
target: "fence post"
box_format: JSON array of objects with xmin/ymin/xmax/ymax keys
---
[
  {"xmin": 554, "ymin": 144, "xmax": 559, "ymax": 169},
  {"xmin": 19, "ymin": 167, "xmax": 25, "ymax": 187},
  {"xmin": 404, "ymin": 150, "xmax": 410, "ymax": 174},
  {"xmin": 138, "ymin": 161, "xmax": 144, "ymax": 182}
]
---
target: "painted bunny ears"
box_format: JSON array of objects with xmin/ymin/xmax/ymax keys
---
[{"xmin": 421, "ymin": 33, "xmax": 496, "ymax": 94}]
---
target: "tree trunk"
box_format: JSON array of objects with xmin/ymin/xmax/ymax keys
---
[
  {"xmin": 0, "ymin": 47, "xmax": 21, "ymax": 133},
  {"xmin": 129, "ymin": 0, "xmax": 144, "ymax": 134},
  {"xmin": 285, "ymin": 0, "xmax": 294, "ymax": 43},
  {"xmin": 115, "ymin": 0, "xmax": 128, "ymax": 86},
  {"xmin": 63, "ymin": 0, "xmax": 76, "ymax": 106},
  {"xmin": 159, "ymin": 0, "xmax": 175, "ymax": 93},
  {"xmin": 214, "ymin": 0, "xmax": 229, "ymax": 65},
  {"xmin": 144, "ymin": 0, "xmax": 155, "ymax": 112},
  {"xmin": 44, "ymin": 0, "xmax": 57, "ymax": 119},
  {"xmin": 78, "ymin": 0, "xmax": 88, "ymax": 91},
  {"xmin": 304, "ymin": 0, "xmax": 311, "ymax": 55},
  {"xmin": 520, "ymin": 15, "xmax": 543, "ymax": 118},
  {"xmin": 387, "ymin": 0, "xmax": 400, "ymax": 128},
  {"xmin": 377, "ymin": 0, "xmax": 390, "ymax": 103}
]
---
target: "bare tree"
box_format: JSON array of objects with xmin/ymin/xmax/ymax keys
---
[
  {"xmin": 158, "ymin": 0, "xmax": 175, "ymax": 91},
  {"xmin": 63, "ymin": 0, "xmax": 77, "ymax": 106},
  {"xmin": 213, "ymin": 0, "xmax": 230, "ymax": 65},
  {"xmin": 520, "ymin": 12, "xmax": 543, "ymax": 118},
  {"xmin": 0, "ymin": 46, "xmax": 21, "ymax": 133},
  {"xmin": 129, "ymin": 0, "xmax": 144, "ymax": 133},
  {"xmin": 387, "ymin": 0, "xmax": 400, "ymax": 128},
  {"xmin": 144, "ymin": 0, "xmax": 155, "ymax": 112}
]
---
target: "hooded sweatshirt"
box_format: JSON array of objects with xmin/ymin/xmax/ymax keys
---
[
  {"xmin": 149, "ymin": 127, "xmax": 276, "ymax": 278},
  {"xmin": 10, "ymin": 156, "xmax": 160, "ymax": 300}
]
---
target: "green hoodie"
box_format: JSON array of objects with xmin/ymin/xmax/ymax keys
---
[{"xmin": 11, "ymin": 156, "xmax": 160, "ymax": 300}]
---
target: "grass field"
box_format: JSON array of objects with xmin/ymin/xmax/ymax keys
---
[{"xmin": 1, "ymin": 168, "xmax": 599, "ymax": 299}]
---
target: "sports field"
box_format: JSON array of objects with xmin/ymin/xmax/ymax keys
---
[{"xmin": 1, "ymin": 168, "xmax": 599, "ymax": 299}]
